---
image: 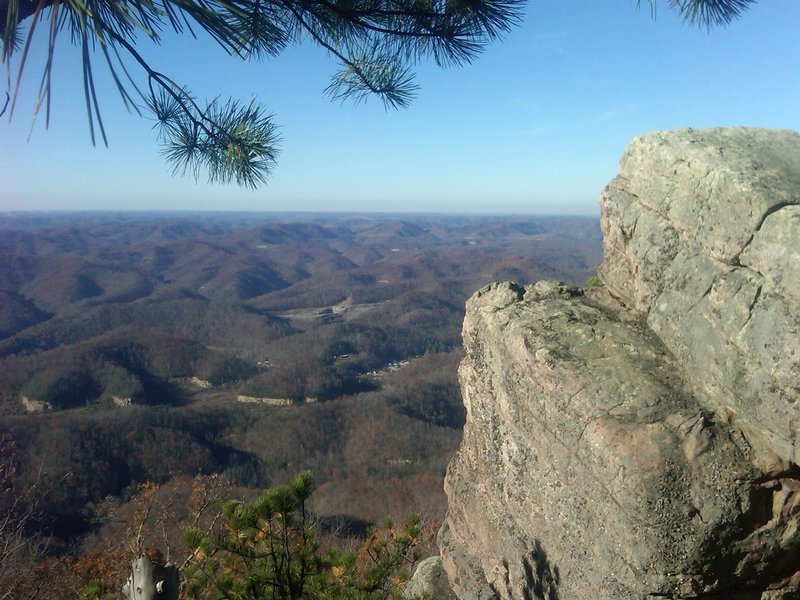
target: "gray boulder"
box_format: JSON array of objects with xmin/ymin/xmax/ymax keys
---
[
  {"xmin": 439, "ymin": 128, "xmax": 800, "ymax": 600},
  {"xmin": 599, "ymin": 127, "xmax": 799, "ymax": 467},
  {"xmin": 404, "ymin": 556, "xmax": 459, "ymax": 600}
]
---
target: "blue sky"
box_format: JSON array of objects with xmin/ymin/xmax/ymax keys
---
[{"xmin": 2, "ymin": 1, "xmax": 798, "ymax": 214}]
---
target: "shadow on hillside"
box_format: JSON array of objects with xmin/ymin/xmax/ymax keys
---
[
  {"xmin": 139, "ymin": 375, "xmax": 191, "ymax": 406},
  {"xmin": 317, "ymin": 514, "xmax": 373, "ymax": 538}
]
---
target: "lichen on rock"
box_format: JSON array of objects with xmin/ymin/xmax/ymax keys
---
[{"xmin": 438, "ymin": 127, "xmax": 800, "ymax": 600}]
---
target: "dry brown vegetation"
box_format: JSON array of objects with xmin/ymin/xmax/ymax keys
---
[{"xmin": 0, "ymin": 212, "xmax": 601, "ymax": 571}]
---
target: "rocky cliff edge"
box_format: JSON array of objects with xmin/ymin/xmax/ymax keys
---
[{"xmin": 438, "ymin": 127, "xmax": 800, "ymax": 600}]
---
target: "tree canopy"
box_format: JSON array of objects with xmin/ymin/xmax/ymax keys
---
[{"xmin": 1, "ymin": 0, "xmax": 756, "ymax": 188}]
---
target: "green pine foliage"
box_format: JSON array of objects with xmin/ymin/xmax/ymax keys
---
[
  {"xmin": 1, "ymin": 0, "xmax": 525, "ymax": 186},
  {"xmin": 1, "ymin": 1, "xmax": 756, "ymax": 188},
  {"xmin": 647, "ymin": 0, "xmax": 756, "ymax": 28},
  {"xmin": 181, "ymin": 471, "xmax": 422, "ymax": 599}
]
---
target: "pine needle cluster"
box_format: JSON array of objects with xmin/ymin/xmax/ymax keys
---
[
  {"xmin": 2, "ymin": 0, "xmax": 755, "ymax": 186},
  {"xmin": 1, "ymin": 0, "xmax": 524, "ymax": 186}
]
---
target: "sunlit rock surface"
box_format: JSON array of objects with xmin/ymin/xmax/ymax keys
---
[
  {"xmin": 600, "ymin": 127, "xmax": 800, "ymax": 466},
  {"xmin": 439, "ymin": 128, "xmax": 800, "ymax": 600}
]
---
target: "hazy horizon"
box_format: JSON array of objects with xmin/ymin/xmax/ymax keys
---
[{"xmin": 3, "ymin": 2, "xmax": 798, "ymax": 214}]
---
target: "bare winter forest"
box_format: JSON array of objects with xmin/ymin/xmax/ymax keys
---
[{"xmin": 0, "ymin": 211, "xmax": 601, "ymax": 596}]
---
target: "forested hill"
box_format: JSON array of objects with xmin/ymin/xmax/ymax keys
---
[
  {"xmin": 0, "ymin": 211, "xmax": 601, "ymax": 554},
  {"xmin": 0, "ymin": 212, "xmax": 600, "ymax": 409}
]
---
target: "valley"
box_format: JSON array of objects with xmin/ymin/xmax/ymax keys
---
[{"xmin": 0, "ymin": 210, "xmax": 601, "ymax": 558}]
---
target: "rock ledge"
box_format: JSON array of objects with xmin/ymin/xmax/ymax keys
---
[{"xmin": 439, "ymin": 128, "xmax": 800, "ymax": 600}]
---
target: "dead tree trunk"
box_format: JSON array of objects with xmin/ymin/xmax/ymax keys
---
[{"xmin": 122, "ymin": 554, "xmax": 179, "ymax": 600}]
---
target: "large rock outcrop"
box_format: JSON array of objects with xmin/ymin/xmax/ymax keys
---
[
  {"xmin": 600, "ymin": 127, "xmax": 800, "ymax": 467},
  {"xmin": 439, "ymin": 128, "xmax": 800, "ymax": 600}
]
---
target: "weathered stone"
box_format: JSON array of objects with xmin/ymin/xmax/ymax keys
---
[
  {"xmin": 122, "ymin": 554, "xmax": 178, "ymax": 600},
  {"xmin": 614, "ymin": 126, "xmax": 800, "ymax": 265},
  {"xmin": 740, "ymin": 204, "xmax": 800, "ymax": 303},
  {"xmin": 441, "ymin": 281, "xmax": 799, "ymax": 599},
  {"xmin": 404, "ymin": 556, "xmax": 459, "ymax": 600},
  {"xmin": 599, "ymin": 127, "xmax": 799, "ymax": 465},
  {"xmin": 440, "ymin": 128, "xmax": 800, "ymax": 600}
]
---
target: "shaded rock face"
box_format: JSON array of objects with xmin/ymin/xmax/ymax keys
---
[{"xmin": 439, "ymin": 128, "xmax": 800, "ymax": 600}]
